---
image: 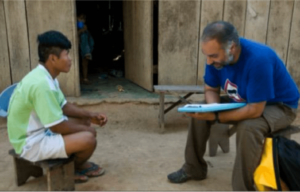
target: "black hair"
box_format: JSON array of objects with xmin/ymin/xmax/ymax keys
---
[
  {"xmin": 37, "ymin": 30, "xmax": 72, "ymax": 63},
  {"xmin": 201, "ymin": 21, "xmax": 240, "ymax": 49}
]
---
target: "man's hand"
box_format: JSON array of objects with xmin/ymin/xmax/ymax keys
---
[
  {"xmin": 185, "ymin": 101, "xmax": 266, "ymax": 123},
  {"xmin": 185, "ymin": 112, "xmax": 216, "ymax": 121},
  {"xmin": 90, "ymin": 113, "xmax": 108, "ymax": 127}
]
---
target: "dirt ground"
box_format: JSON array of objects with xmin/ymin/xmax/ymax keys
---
[{"xmin": 1, "ymin": 101, "xmax": 300, "ymax": 191}]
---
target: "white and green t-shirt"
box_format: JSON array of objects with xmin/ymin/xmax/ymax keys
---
[{"xmin": 7, "ymin": 64, "xmax": 67, "ymax": 154}]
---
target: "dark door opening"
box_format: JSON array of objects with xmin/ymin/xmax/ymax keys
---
[
  {"xmin": 76, "ymin": 0, "xmax": 125, "ymax": 84},
  {"xmin": 76, "ymin": 0, "xmax": 158, "ymax": 93}
]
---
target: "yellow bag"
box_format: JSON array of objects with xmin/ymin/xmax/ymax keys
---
[{"xmin": 254, "ymin": 138, "xmax": 289, "ymax": 191}]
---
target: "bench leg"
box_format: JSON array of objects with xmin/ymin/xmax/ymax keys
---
[
  {"xmin": 163, "ymin": 93, "xmax": 193, "ymax": 114},
  {"xmin": 47, "ymin": 160, "xmax": 75, "ymax": 191},
  {"xmin": 209, "ymin": 124, "xmax": 230, "ymax": 157},
  {"xmin": 12, "ymin": 157, "xmax": 43, "ymax": 186},
  {"xmin": 159, "ymin": 93, "xmax": 165, "ymax": 133}
]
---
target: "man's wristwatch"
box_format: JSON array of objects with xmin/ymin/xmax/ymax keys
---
[{"xmin": 214, "ymin": 112, "xmax": 220, "ymax": 123}]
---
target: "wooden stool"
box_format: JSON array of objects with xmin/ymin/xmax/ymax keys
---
[
  {"xmin": 209, "ymin": 123, "xmax": 230, "ymax": 156},
  {"xmin": 9, "ymin": 149, "xmax": 75, "ymax": 191},
  {"xmin": 208, "ymin": 125, "xmax": 300, "ymax": 157}
]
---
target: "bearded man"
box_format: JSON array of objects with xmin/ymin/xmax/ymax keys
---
[{"xmin": 167, "ymin": 21, "xmax": 299, "ymax": 191}]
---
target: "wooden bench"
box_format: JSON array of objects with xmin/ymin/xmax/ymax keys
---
[
  {"xmin": 153, "ymin": 85, "xmax": 230, "ymax": 156},
  {"xmin": 153, "ymin": 85, "xmax": 205, "ymax": 133},
  {"xmin": 9, "ymin": 149, "xmax": 75, "ymax": 191}
]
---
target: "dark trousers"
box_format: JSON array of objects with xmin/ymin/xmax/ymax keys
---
[{"xmin": 182, "ymin": 104, "xmax": 297, "ymax": 191}]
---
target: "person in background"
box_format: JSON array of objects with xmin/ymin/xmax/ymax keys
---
[{"xmin": 77, "ymin": 13, "xmax": 95, "ymax": 84}]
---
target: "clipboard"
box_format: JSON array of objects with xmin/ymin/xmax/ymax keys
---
[{"xmin": 178, "ymin": 103, "xmax": 247, "ymax": 113}]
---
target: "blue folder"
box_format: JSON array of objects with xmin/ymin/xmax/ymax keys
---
[{"xmin": 178, "ymin": 103, "xmax": 247, "ymax": 113}]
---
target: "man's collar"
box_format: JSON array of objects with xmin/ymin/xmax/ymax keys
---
[{"xmin": 37, "ymin": 64, "xmax": 55, "ymax": 80}]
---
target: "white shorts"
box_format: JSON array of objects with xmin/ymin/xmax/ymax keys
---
[{"xmin": 20, "ymin": 129, "xmax": 68, "ymax": 162}]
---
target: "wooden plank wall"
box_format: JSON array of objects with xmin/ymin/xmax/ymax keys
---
[
  {"xmin": 159, "ymin": 0, "xmax": 201, "ymax": 85},
  {"xmin": 25, "ymin": 0, "xmax": 80, "ymax": 96},
  {"xmin": 223, "ymin": 0, "xmax": 247, "ymax": 37},
  {"xmin": 123, "ymin": 1, "xmax": 153, "ymax": 91},
  {"xmin": 197, "ymin": 0, "xmax": 247, "ymax": 85},
  {"xmin": 266, "ymin": 0, "xmax": 294, "ymax": 65},
  {"xmin": 159, "ymin": 0, "xmax": 300, "ymax": 89},
  {"xmin": 197, "ymin": 0, "xmax": 224, "ymax": 85},
  {"xmin": 1, "ymin": 0, "xmax": 300, "ymax": 92},
  {"xmin": 0, "ymin": 0, "xmax": 11, "ymax": 91},
  {"xmin": 244, "ymin": 0, "xmax": 270, "ymax": 44},
  {"xmin": 0, "ymin": 0, "xmax": 79, "ymax": 96},
  {"xmin": 3, "ymin": 0, "xmax": 30, "ymax": 84}
]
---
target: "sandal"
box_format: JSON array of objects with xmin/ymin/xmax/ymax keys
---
[
  {"xmin": 74, "ymin": 173, "xmax": 89, "ymax": 184},
  {"xmin": 76, "ymin": 162, "xmax": 105, "ymax": 178}
]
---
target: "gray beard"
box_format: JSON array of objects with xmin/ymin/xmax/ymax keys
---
[{"xmin": 214, "ymin": 54, "xmax": 234, "ymax": 70}]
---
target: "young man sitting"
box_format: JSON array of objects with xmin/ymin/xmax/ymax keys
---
[{"xmin": 7, "ymin": 30, "xmax": 107, "ymax": 183}]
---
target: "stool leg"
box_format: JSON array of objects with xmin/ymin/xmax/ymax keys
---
[
  {"xmin": 13, "ymin": 157, "xmax": 43, "ymax": 186},
  {"xmin": 209, "ymin": 124, "xmax": 230, "ymax": 157},
  {"xmin": 47, "ymin": 160, "xmax": 75, "ymax": 191}
]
